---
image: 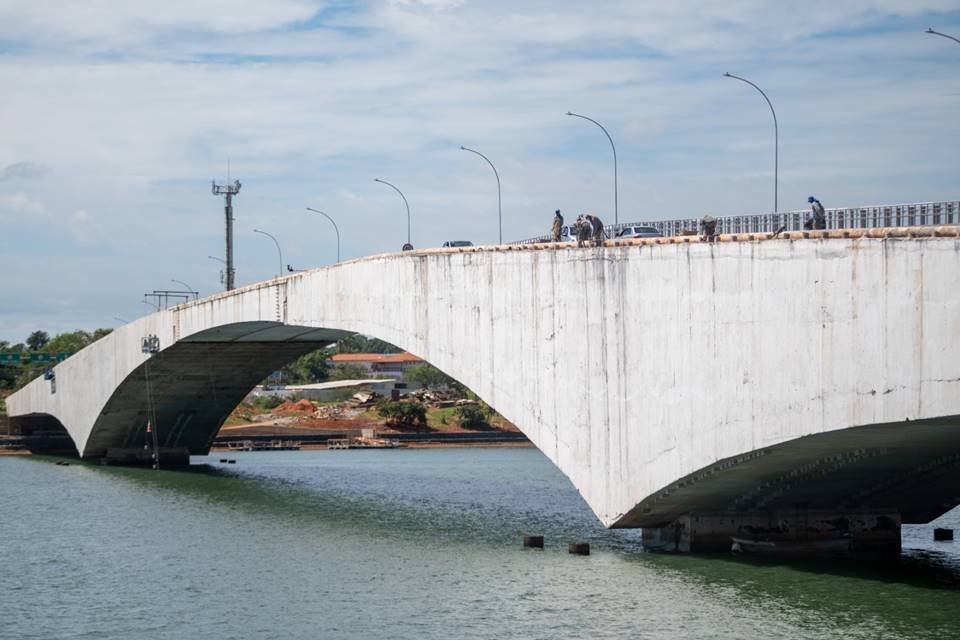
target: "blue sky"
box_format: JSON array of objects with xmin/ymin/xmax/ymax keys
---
[{"xmin": 0, "ymin": 0, "xmax": 958, "ymax": 342}]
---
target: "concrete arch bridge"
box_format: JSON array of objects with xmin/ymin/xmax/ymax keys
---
[{"xmin": 9, "ymin": 226, "xmax": 960, "ymax": 552}]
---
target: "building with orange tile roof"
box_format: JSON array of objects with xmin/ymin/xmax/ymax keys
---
[{"xmin": 326, "ymin": 352, "xmax": 424, "ymax": 381}]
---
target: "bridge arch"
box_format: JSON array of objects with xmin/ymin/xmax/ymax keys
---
[{"xmin": 8, "ymin": 232, "xmax": 960, "ymax": 531}]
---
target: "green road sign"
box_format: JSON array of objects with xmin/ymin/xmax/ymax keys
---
[{"xmin": 0, "ymin": 352, "xmax": 72, "ymax": 365}]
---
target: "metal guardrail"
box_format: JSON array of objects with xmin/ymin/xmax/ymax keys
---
[{"xmin": 511, "ymin": 200, "xmax": 960, "ymax": 244}]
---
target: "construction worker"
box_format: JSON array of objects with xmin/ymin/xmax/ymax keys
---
[
  {"xmin": 701, "ymin": 214, "xmax": 717, "ymax": 242},
  {"xmin": 551, "ymin": 209, "xmax": 564, "ymax": 242},
  {"xmin": 574, "ymin": 215, "xmax": 591, "ymax": 247},
  {"xmin": 805, "ymin": 196, "xmax": 826, "ymax": 230},
  {"xmin": 584, "ymin": 213, "xmax": 605, "ymax": 246}
]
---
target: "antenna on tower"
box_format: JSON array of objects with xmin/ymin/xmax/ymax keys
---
[{"xmin": 212, "ymin": 173, "xmax": 241, "ymax": 292}]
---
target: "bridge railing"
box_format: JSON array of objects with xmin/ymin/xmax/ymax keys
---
[{"xmin": 510, "ymin": 200, "xmax": 960, "ymax": 244}]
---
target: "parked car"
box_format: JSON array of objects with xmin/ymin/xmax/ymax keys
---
[
  {"xmin": 442, "ymin": 240, "xmax": 474, "ymax": 247},
  {"xmin": 616, "ymin": 225, "xmax": 663, "ymax": 238}
]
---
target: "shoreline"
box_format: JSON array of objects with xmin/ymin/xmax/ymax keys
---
[{"xmin": 210, "ymin": 439, "xmax": 533, "ymax": 451}]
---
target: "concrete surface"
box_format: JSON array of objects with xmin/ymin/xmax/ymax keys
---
[{"xmin": 8, "ymin": 227, "xmax": 960, "ymax": 529}]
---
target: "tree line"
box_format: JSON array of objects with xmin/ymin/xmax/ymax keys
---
[
  {"xmin": 0, "ymin": 329, "xmax": 114, "ymax": 391},
  {"xmin": 0, "ymin": 329, "xmax": 463, "ymax": 405}
]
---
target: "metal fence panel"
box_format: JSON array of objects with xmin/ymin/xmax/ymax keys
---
[{"xmin": 511, "ymin": 200, "xmax": 959, "ymax": 244}]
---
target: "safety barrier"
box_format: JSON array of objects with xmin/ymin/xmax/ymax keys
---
[{"xmin": 511, "ymin": 200, "xmax": 960, "ymax": 244}]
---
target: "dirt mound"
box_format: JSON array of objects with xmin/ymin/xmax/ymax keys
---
[{"xmin": 272, "ymin": 399, "xmax": 316, "ymax": 416}]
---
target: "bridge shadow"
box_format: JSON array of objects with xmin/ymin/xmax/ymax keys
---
[{"xmin": 631, "ymin": 546, "xmax": 960, "ymax": 592}]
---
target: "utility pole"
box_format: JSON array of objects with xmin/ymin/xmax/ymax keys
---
[{"xmin": 212, "ymin": 179, "xmax": 241, "ymax": 291}]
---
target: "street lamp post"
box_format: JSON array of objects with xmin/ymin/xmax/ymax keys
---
[
  {"xmin": 253, "ymin": 229, "xmax": 284, "ymax": 279},
  {"xmin": 459, "ymin": 146, "xmax": 502, "ymax": 244},
  {"xmin": 927, "ymin": 27, "xmax": 960, "ymax": 45},
  {"xmin": 305, "ymin": 208, "xmax": 341, "ymax": 262},
  {"xmin": 374, "ymin": 178, "xmax": 412, "ymax": 248},
  {"xmin": 724, "ymin": 72, "xmax": 779, "ymax": 213},
  {"xmin": 566, "ymin": 111, "xmax": 618, "ymax": 225}
]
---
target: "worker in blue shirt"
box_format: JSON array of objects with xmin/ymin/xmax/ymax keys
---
[{"xmin": 805, "ymin": 196, "xmax": 826, "ymax": 230}]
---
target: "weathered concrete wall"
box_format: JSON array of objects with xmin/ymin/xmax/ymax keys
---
[{"xmin": 8, "ymin": 229, "xmax": 960, "ymax": 528}]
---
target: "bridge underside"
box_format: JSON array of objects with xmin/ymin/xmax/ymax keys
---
[
  {"xmin": 621, "ymin": 416, "xmax": 960, "ymax": 528},
  {"xmin": 625, "ymin": 416, "xmax": 960, "ymax": 552},
  {"xmin": 8, "ymin": 414, "xmax": 78, "ymax": 456},
  {"xmin": 82, "ymin": 338, "xmax": 334, "ymax": 459}
]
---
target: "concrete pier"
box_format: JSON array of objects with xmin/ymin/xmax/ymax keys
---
[{"xmin": 102, "ymin": 447, "xmax": 190, "ymax": 467}]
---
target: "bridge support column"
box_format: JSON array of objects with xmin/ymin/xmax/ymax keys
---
[
  {"xmin": 102, "ymin": 447, "xmax": 191, "ymax": 467},
  {"xmin": 642, "ymin": 511, "xmax": 901, "ymax": 555}
]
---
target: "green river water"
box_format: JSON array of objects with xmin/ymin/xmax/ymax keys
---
[{"xmin": 1, "ymin": 448, "xmax": 958, "ymax": 639}]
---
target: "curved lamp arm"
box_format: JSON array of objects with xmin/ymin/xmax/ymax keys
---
[
  {"xmin": 374, "ymin": 178, "xmax": 411, "ymax": 246},
  {"xmin": 253, "ymin": 229, "xmax": 284, "ymax": 278},
  {"xmin": 305, "ymin": 208, "xmax": 341, "ymax": 262},
  {"xmin": 566, "ymin": 111, "xmax": 618, "ymax": 225},
  {"xmin": 724, "ymin": 72, "xmax": 778, "ymax": 213}
]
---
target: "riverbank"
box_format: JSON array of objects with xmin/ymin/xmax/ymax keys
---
[
  {"xmin": 211, "ymin": 429, "xmax": 530, "ymax": 451},
  {"xmin": 217, "ymin": 395, "xmax": 526, "ymax": 446},
  {"xmin": 0, "ymin": 394, "xmax": 531, "ymax": 455}
]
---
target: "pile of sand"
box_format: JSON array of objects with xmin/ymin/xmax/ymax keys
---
[{"xmin": 271, "ymin": 399, "xmax": 316, "ymax": 416}]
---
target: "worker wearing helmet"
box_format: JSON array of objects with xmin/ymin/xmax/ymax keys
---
[{"xmin": 805, "ymin": 196, "xmax": 826, "ymax": 230}]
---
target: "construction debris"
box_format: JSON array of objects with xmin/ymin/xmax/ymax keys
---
[
  {"xmin": 407, "ymin": 388, "xmax": 466, "ymax": 407},
  {"xmin": 348, "ymin": 390, "xmax": 380, "ymax": 407}
]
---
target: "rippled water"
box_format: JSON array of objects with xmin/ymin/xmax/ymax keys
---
[{"xmin": 2, "ymin": 449, "xmax": 958, "ymax": 639}]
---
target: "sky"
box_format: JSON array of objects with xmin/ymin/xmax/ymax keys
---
[{"xmin": 0, "ymin": 0, "xmax": 958, "ymax": 342}]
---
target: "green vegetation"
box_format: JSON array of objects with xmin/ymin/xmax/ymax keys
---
[
  {"xmin": 50, "ymin": 329, "xmax": 111, "ymax": 353},
  {"xmin": 454, "ymin": 403, "xmax": 489, "ymax": 429},
  {"xmin": 406, "ymin": 363, "xmax": 462, "ymax": 391},
  {"xmin": 336, "ymin": 335, "xmax": 400, "ymax": 354},
  {"xmin": 279, "ymin": 348, "xmax": 332, "ymax": 385},
  {"xmin": 329, "ymin": 362, "xmax": 368, "ymax": 381},
  {"xmin": 272, "ymin": 335, "xmax": 401, "ymax": 387},
  {"xmin": 250, "ymin": 395, "xmax": 284, "ymax": 411},
  {"xmin": 426, "ymin": 406, "xmax": 457, "ymax": 430},
  {"xmin": 26, "ymin": 331, "xmax": 49, "ymax": 351},
  {"xmin": 0, "ymin": 363, "xmax": 16, "ymax": 390},
  {"xmin": 0, "ymin": 328, "xmax": 114, "ymax": 391},
  {"xmin": 376, "ymin": 400, "xmax": 427, "ymax": 429}
]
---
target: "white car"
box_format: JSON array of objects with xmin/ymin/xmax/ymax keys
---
[{"xmin": 616, "ymin": 225, "xmax": 663, "ymax": 238}]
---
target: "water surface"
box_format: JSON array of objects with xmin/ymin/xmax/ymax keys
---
[{"xmin": 1, "ymin": 449, "xmax": 958, "ymax": 639}]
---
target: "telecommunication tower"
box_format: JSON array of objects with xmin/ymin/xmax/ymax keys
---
[{"xmin": 211, "ymin": 179, "xmax": 241, "ymax": 291}]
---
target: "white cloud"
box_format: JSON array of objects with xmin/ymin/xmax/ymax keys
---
[
  {"xmin": 0, "ymin": 0, "xmax": 325, "ymax": 45},
  {"xmin": 68, "ymin": 209, "xmax": 104, "ymax": 244},
  {"xmin": 0, "ymin": 191, "xmax": 46, "ymax": 217},
  {"xmin": 0, "ymin": 1, "xmax": 958, "ymax": 340},
  {"xmin": 389, "ymin": 0, "xmax": 465, "ymax": 8},
  {"xmin": 337, "ymin": 189, "xmax": 364, "ymax": 202}
]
